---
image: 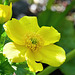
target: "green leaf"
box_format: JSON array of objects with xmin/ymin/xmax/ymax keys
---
[
  {"xmin": 38, "ymin": 10, "xmax": 60, "ymax": 27},
  {"xmin": 56, "ymin": 19, "xmax": 75, "ymax": 52},
  {"xmin": 4, "ymin": 0, "xmax": 9, "ymax": 5},
  {"xmin": 0, "ymin": 24, "xmax": 3, "ymax": 37},
  {"xmin": 15, "ymin": 62, "xmax": 36, "ymax": 75},
  {"xmin": 0, "ymin": 32, "xmax": 7, "ymax": 51},
  {"xmin": 46, "ymin": 0, "xmax": 55, "ymax": 10},
  {"xmin": 0, "ymin": 53, "xmax": 5, "ymax": 64},
  {"xmin": 0, "ymin": 31, "xmax": 12, "ymax": 51},
  {"xmin": 0, "ymin": 60, "xmax": 15, "ymax": 74}
]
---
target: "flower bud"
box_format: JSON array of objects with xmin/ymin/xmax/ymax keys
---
[{"xmin": 0, "ymin": 3, "xmax": 12, "ymax": 24}]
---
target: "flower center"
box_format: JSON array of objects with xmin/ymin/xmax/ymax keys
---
[
  {"xmin": 31, "ymin": 38, "xmax": 37, "ymax": 44},
  {"xmin": 24, "ymin": 33, "xmax": 44, "ymax": 51}
]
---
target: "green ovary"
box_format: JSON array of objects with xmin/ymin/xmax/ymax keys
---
[{"xmin": 31, "ymin": 38, "xmax": 37, "ymax": 44}]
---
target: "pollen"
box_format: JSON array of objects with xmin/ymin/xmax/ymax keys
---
[{"xmin": 24, "ymin": 33, "xmax": 44, "ymax": 51}]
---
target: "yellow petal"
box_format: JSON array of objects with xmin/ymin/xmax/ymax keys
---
[
  {"xmin": 27, "ymin": 59, "xmax": 43, "ymax": 72},
  {"xmin": 37, "ymin": 26, "xmax": 60, "ymax": 45},
  {"xmin": 5, "ymin": 3, "xmax": 12, "ymax": 22},
  {"xmin": 0, "ymin": 8, "xmax": 5, "ymax": 24},
  {"xmin": 3, "ymin": 18, "xmax": 26, "ymax": 45},
  {"xmin": 0, "ymin": 3, "xmax": 12, "ymax": 24},
  {"xmin": 3, "ymin": 42, "xmax": 27, "ymax": 62},
  {"xmin": 19, "ymin": 16, "xmax": 40, "ymax": 33},
  {"xmin": 34, "ymin": 44, "xmax": 66, "ymax": 67},
  {"xmin": 25, "ymin": 50, "xmax": 43, "ymax": 72}
]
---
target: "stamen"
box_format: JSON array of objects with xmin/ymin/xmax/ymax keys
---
[{"xmin": 24, "ymin": 33, "xmax": 44, "ymax": 51}]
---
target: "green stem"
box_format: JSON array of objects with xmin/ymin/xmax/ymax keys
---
[
  {"xmin": 4, "ymin": 0, "xmax": 9, "ymax": 5},
  {"xmin": 37, "ymin": 49, "xmax": 75, "ymax": 75},
  {"xmin": 66, "ymin": 49, "xmax": 75, "ymax": 62},
  {"xmin": 46, "ymin": 0, "xmax": 55, "ymax": 10}
]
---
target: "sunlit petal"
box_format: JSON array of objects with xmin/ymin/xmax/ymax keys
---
[
  {"xmin": 37, "ymin": 26, "xmax": 60, "ymax": 45},
  {"xmin": 19, "ymin": 16, "xmax": 40, "ymax": 33},
  {"xmin": 34, "ymin": 44, "xmax": 66, "ymax": 67},
  {"xmin": 3, "ymin": 18, "xmax": 26, "ymax": 45},
  {"xmin": 3, "ymin": 42, "xmax": 27, "ymax": 62}
]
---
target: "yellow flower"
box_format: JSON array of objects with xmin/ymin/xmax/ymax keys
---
[
  {"xmin": 0, "ymin": 3, "xmax": 12, "ymax": 24},
  {"xmin": 3, "ymin": 16, "xmax": 66, "ymax": 72}
]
